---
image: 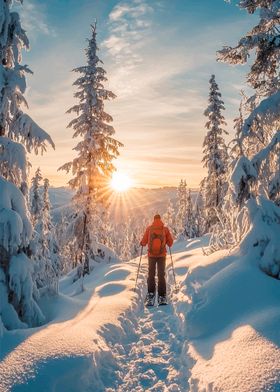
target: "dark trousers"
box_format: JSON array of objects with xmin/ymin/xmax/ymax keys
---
[{"xmin": 147, "ymin": 256, "xmax": 166, "ymax": 296}]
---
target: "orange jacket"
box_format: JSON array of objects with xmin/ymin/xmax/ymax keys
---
[{"xmin": 140, "ymin": 217, "xmax": 173, "ymax": 257}]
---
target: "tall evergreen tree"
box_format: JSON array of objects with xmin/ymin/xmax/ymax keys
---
[
  {"xmin": 202, "ymin": 75, "xmax": 228, "ymax": 230},
  {"xmin": 176, "ymin": 179, "xmax": 187, "ymax": 235},
  {"xmin": 30, "ymin": 176, "xmax": 60, "ymax": 293},
  {"xmin": 41, "ymin": 178, "xmax": 60, "ymax": 290},
  {"xmin": 176, "ymin": 180, "xmax": 197, "ymax": 239},
  {"xmin": 163, "ymin": 199, "xmax": 176, "ymax": 236},
  {"xmin": 218, "ymin": 0, "xmax": 280, "ymax": 205},
  {"xmin": 0, "ymin": 0, "xmax": 54, "ymax": 330},
  {"xmin": 192, "ymin": 191, "xmax": 206, "ymax": 237},
  {"xmin": 59, "ymin": 23, "xmax": 123, "ymax": 272},
  {"xmin": 218, "ymin": 0, "xmax": 280, "ymax": 277},
  {"xmin": 30, "ymin": 167, "xmax": 43, "ymax": 225},
  {"xmin": 185, "ymin": 188, "xmax": 196, "ymax": 238}
]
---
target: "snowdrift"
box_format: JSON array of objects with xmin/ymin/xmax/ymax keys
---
[
  {"xmin": 174, "ymin": 237, "xmax": 280, "ymax": 392},
  {"xmin": 0, "ymin": 257, "xmax": 145, "ymax": 391}
]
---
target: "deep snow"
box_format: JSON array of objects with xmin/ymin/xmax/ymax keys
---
[{"xmin": 1, "ymin": 236, "xmax": 280, "ymax": 391}]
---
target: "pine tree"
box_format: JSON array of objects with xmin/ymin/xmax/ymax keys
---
[
  {"xmin": 41, "ymin": 178, "xmax": 60, "ymax": 290},
  {"xmin": 163, "ymin": 199, "xmax": 176, "ymax": 236},
  {"xmin": 120, "ymin": 222, "xmax": 131, "ymax": 262},
  {"xmin": 130, "ymin": 231, "xmax": 140, "ymax": 259},
  {"xmin": 30, "ymin": 167, "xmax": 43, "ymax": 225},
  {"xmin": 218, "ymin": 0, "xmax": 280, "ymax": 277},
  {"xmin": 192, "ymin": 191, "xmax": 206, "ymax": 237},
  {"xmin": 218, "ymin": 0, "xmax": 280, "ymax": 205},
  {"xmin": 0, "ymin": 1, "xmax": 54, "ymax": 330},
  {"xmin": 30, "ymin": 176, "xmax": 60, "ymax": 293},
  {"xmin": 202, "ymin": 75, "xmax": 228, "ymax": 230},
  {"xmin": 176, "ymin": 179, "xmax": 187, "ymax": 235},
  {"xmin": 59, "ymin": 23, "xmax": 123, "ymax": 273},
  {"xmin": 176, "ymin": 180, "xmax": 197, "ymax": 239},
  {"xmin": 185, "ymin": 188, "xmax": 196, "ymax": 238}
]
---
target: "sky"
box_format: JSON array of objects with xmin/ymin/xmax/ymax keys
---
[{"xmin": 15, "ymin": 0, "xmax": 256, "ymax": 189}]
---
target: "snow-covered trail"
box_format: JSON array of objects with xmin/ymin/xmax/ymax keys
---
[
  {"xmin": 105, "ymin": 301, "xmax": 188, "ymax": 392},
  {"xmin": 99, "ymin": 250, "xmax": 191, "ymax": 392},
  {"xmin": 0, "ymin": 240, "xmax": 195, "ymax": 391}
]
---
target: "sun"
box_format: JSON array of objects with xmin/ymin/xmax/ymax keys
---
[{"xmin": 110, "ymin": 172, "xmax": 133, "ymax": 193}]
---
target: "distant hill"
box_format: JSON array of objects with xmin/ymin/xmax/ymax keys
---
[
  {"xmin": 49, "ymin": 186, "xmax": 198, "ymax": 224},
  {"xmin": 49, "ymin": 187, "xmax": 75, "ymax": 209}
]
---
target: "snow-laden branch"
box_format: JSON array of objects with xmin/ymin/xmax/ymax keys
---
[
  {"xmin": 0, "ymin": 136, "xmax": 28, "ymax": 184},
  {"xmin": 10, "ymin": 112, "xmax": 55, "ymax": 154},
  {"xmin": 243, "ymin": 91, "xmax": 280, "ymax": 136},
  {"xmin": 251, "ymin": 129, "xmax": 280, "ymax": 170}
]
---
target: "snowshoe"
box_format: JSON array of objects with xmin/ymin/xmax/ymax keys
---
[
  {"xmin": 158, "ymin": 295, "xmax": 168, "ymax": 306},
  {"xmin": 145, "ymin": 292, "xmax": 155, "ymax": 307}
]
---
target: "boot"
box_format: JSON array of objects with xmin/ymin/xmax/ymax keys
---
[
  {"xmin": 145, "ymin": 292, "xmax": 155, "ymax": 307},
  {"xmin": 158, "ymin": 295, "xmax": 167, "ymax": 306}
]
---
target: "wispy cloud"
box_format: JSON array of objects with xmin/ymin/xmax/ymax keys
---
[
  {"xmin": 15, "ymin": 0, "xmax": 56, "ymax": 38},
  {"xmin": 103, "ymin": 0, "xmax": 154, "ymax": 96}
]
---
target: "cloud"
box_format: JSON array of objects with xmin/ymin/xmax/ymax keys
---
[
  {"xmin": 15, "ymin": 0, "xmax": 56, "ymax": 38},
  {"xmin": 109, "ymin": 1, "xmax": 153, "ymax": 23},
  {"xmin": 103, "ymin": 0, "xmax": 153, "ymax": 89}
]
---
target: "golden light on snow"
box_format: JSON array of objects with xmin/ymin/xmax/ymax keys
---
[{"xmin": 110, "ymin": 171, "xmax": 133, "ymax": 193}]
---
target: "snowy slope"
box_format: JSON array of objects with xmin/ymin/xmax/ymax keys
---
[
  {"xmin": 1, "ymin": 237, "xmax": 280, "ymax": 391},
  {"xmin": 0, "ymin": 259, "xmax": 144, "ymax": 391},
  {"xmin": 173, "ymin": 238, "xmax": 280, "ymax": 392}
]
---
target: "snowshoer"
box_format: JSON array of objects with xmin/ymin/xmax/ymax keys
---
[{"xmin": 140, "ymin": 214, "xmax": 173, "ymax": 306}]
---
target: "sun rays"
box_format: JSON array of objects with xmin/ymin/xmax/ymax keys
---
[{"xmin": 110, "ymin": 172, "xmax": 133, "ymax": 193}]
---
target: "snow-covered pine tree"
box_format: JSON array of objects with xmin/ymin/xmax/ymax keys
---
[
  {"xmin": 176, "ymin": 180, "xmax": 197, "ymax": 239},
  {"xmin": 120, "ymin": 221, "xmax": 131, "ymax": 262},
  {"xmin": 130, "ymin": 230, "xmax": 140, "ymax": 260},
  {"xmin": 59, "ymin": 23, "xmax": 123, "ymax": 273},
  {"xmin": 176, "ymin": 179, "xmax": 187, "ymax": 236},
  {"xmin": 0, "ymin": 0, "xmax": 54, "ymax": 331},
  {"xmin": 163, "ymin": 199, "xmax": 177, "ymax": 237},
  {"xmin": 218, "ymin": 0, "xmax": 280, "ymax": 205},
  {"xmin": 29, "ymin": 173, "xmax": 59, "ymax": 293},
  {"xmin": 30, "ymin": 167, "xmax": 43, "ymax": 225},
  {"xmin": 201, "ymin": 75, "xmax": 228, "ymax": 230},
  {"xmin": 185, "ymin": 188, "xmax": 196, "ymax": 238},
  {"xmin": 218, "ymin": 0, "xmax": 280, "ymax": 277},
  {"xmin": 41, "ymin": 178, "xmax": 60, "ymax": 291},
  {"xmin": 192, "ymin": 191, "xmax": 206, "ymax": 237},
  {"xmin": 229, "ymin": 93, "xmax": 246, "ymax": 169},
  {"xmin": 55, "ymin": 213, "xmax": 73, "ymax": 272}
]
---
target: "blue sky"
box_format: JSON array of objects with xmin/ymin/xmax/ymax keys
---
[{"xmin": 16, "ymin": 0, "xmax": 256, "ymax": 188}]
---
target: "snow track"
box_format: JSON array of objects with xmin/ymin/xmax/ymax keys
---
[
  {"xmin": 0, "ymin": 246, "xmax": 192, "ymax": 391},
  {"xmin": 102, "ymin": 266, "xmax": 189, "ymax": 392}
]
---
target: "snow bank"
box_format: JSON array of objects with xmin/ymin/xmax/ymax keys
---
[
  {"xmin": 172, "ymin": 236, "xmax": 280, "ymax": 391},
  {"xmin": 0, "ymin": 257, "xmax": 145, "ymax": 391}
]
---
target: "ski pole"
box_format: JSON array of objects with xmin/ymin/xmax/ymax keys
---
[
  {"xmin": 134, "ymin": 246, "xmax": 143, "ymax": 292},
  {"xmin": 169, "ymin": 247, "xmax": 179, "ymax": 293}
]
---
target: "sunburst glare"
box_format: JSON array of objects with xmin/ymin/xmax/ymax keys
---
[{"xmin": 110, "ymin": 172, "xmax": 133, "ymax": 193}]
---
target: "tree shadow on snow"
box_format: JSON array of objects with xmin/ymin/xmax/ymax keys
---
[
  {"xmin": 174, "ymin": 266, "xmax": 189, "ymax": 276},
  {"xmin": 103, "ymin": 269, "xmax": 130, "ymax": 282},
  {"xmin": 98, "ymin": 283, "xmax": 126, "ymax": 297},
  {"xmin": 0, "ymin": 262, "xmax": 129, "ymax": 361}
]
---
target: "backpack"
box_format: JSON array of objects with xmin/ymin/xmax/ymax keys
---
[{"xmin": 148, "ymin": 226, "xmax": 166, "ymax": 256}]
